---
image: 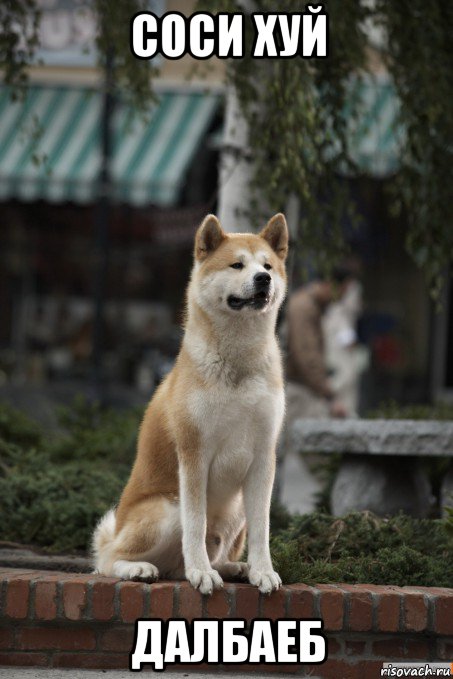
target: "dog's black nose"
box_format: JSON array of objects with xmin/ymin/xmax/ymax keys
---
[{"xmin": 254, "ymin": 272, "xmax": 271, "ymax": 288}]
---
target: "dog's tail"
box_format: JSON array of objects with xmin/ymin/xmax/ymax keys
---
[{"xmin": 91, "ymin": 508, "xmax": 116, "ymax": 574}]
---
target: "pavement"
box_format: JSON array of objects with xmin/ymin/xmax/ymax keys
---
[{"xmin": 0, "ymin": 670, "xmax": 300, "ymax": 678}]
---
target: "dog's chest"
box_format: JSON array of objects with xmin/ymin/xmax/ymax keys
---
[
  {"xmin": 189, "ymin": 374, "xmax": 277, "ymax": 440},
  {"xmin": 188, "ymin": 376, "xmax": 283, "ymax": 499}
]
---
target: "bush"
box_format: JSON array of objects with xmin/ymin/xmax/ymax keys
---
[
  {"xmin": 1, "ymin": 401, "xmax": 452, "ymax": 587},
  {"xmin": 270, "ymin": 511, "xmax": 453, "ymax": 587},
  {"xmin": 0, "ymin": 402, "xmax": 43, "ymax": 448},
  {"xmin": 0, "ymin": 399, "xmax": 140, "ymax": 552},
  {"xmin": 49, "ymin": 396, "xmax": 139, "ymax": 465},
  {"xmin": 367, "ymin": 400, "xmax": 453, "ymax": 421}
]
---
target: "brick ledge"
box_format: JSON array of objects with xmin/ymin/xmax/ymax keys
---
[{"xmin": 1, "ymin": 568, "xmax": 452, "ymax": 676}]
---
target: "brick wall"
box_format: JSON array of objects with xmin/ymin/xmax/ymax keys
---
[{"xmin": 0, "ymin": 568, "xmax": 452, "ymax": 677}]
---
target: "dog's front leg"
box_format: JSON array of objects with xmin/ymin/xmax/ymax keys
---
[
  {"xmin": 243, "ymin": 448, "xmax": 282, "ymax": 594},
  {"xmin": 179, "ymin": 460, "xmax": 223, "ymax": 595}
]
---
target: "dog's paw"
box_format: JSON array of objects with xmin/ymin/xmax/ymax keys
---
[
  {"xmin": 248, "ymin": 567, "xmax": 282, "ymax": 594},
  {"xmin": 113, "ymin": 560, "xmax": 159, "ymax": 582},
  {"xmin": 218, "ymin": 561, "xmax": 249, "ymax": 581},
  {"xmin": 186, "ymin": 568, "xmax": 223, "ymax": 595}
]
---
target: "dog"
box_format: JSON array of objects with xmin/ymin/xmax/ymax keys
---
[{"xmin": 92, "ymin": 212, "xmax": 288, "ymax": 595}]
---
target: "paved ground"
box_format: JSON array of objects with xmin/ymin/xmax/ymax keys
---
[{"xmin": 0, "ymin": 670, "xmax": 300, "ymax": 678}]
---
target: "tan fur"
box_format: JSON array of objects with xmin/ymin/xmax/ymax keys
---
[{"xmin": 93, "ymin": 213, "xmax": 289, "ymax": 594}]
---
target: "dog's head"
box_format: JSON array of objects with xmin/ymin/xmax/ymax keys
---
[{"xmin": 191, "ymin": 213, "xmax": 288, "ymax": 317}]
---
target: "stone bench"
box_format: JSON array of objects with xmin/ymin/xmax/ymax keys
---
[{"xmin": 291, "ymin": 419, "xmax": 453, "ymax": 517}]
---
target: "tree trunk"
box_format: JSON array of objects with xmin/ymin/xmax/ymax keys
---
[{"xmin": 217, "ymin": 84, "xmax": 255, "ymax": 233}]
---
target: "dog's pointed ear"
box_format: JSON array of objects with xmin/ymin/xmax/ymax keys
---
[
  {"xmin": 195, "ymin": 214, "xmax": 226, "ymax": 261},
  {"xmin": 259, "ymin": 213, "xmax": 289, "ymax": 260}
]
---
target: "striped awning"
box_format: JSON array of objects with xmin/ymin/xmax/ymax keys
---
[
  {"xmin": 0, "ymin": 86, "xmax": 220, "ymax": 206},
  {"xmin": 345, "ymin": 74, "xmax": 403, "ymax": 177}
]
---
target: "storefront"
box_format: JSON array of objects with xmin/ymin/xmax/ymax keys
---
[{"xmin": 0, "ymin": 83, "xmax": 222, "ymax": 389}]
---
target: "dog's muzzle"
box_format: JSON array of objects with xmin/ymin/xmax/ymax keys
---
[{"xmin": 227, "ymin": 273, "xmax": 272, "ymax": 310}]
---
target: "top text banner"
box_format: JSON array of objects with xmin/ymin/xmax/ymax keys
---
[{"xmin": 130, "ymin": 7, "xmax": 329, "ymax": 61}]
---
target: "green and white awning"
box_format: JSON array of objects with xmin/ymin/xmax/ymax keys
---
[
  {"xmin": 346, "ymin": 74, "xmax": 403, "ymax": 177},
  {"xmin": 0, "ymin": 86, "xmax": 220, "ymax": 206},
  {"xmin": 0, "ymin": 76, "xmax": 402, "ymax": 206}
]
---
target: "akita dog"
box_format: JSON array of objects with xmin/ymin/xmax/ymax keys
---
[{"xmin": 93, "ymin": 213, "xmax": 288, "ymax": 595}]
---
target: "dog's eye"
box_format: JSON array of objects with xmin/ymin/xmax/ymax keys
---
[
  {"xmin": 264, "ymin": 263, "xmax": 272, "ymax": 271},
  {"xmin": 230, "ymin": 262, "xmax": 244, "ymax": 270}
]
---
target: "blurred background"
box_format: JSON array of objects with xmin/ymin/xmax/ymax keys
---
[{"xmin": 0, "ymin": 0, "xmax": 451, "ymax": 420}]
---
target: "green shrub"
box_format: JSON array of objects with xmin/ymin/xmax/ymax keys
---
[
  {"xmin": 270, "ymin": 511, "xmax": 453, "ymax": 587},
  {"xmin": 0, "ymin": 399, "xmax": 139, "ymax": 552},
  {"xmin": 0, "ymin": 402, "xmax": 43, "ymax": 448},
  {"xmin": 0, "ymin": 441, "xmax": 125, "ymax": 552},
  {"xmin": 367, "ymin": 400, "xmax": 453, "ymax": 421},
  {"xmin": 1, "ymin": 401, "xmax": 452, "ymax": 588},
  {"xmin": 49, "ymin": 396, "xmax": 140, "ymax": 465}
]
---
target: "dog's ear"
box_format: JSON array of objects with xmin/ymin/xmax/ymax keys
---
[
  {"xmin": 195, "ymin": 214, "xmax": 226, "ymax": 261},
  {"xmin": 259, "ymin": 213, "xmax": 289, "ymax": 260}
]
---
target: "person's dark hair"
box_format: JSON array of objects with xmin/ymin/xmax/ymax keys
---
[{"xmin": 331, "ymin": 265, "xmax": 355, "ymax": 285}]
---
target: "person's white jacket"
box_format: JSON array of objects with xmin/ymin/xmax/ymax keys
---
[{"xmin": 323, "ymin": 280, "xmax": 369, "ymax": 416}]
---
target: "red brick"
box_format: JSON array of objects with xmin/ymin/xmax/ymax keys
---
[
  {"xmin": 91, "ymin": 579, "xmax": 118, "ymax": 621},
  {"xmin": 53, "ymin": 653, "xmax": 129, "ymax": 669},
  {"xmin": 149, "ymin": 582, "xmax": 174, "ymax": 619},
  {"xmin": 261, "ymin": 587, "xmax": 286, "ymax": 620},
  {"xmin": 373, "ymin": 638, "xmax": 406, "ymax": 658},
  {"xmin": 119, "ymin": 581, "xmax": 145, "ymax": 623},
  {"xmin": 327, "ymin": 637, "xmax": 342, "ymax": 655},
  {"xmin": 34, "ymin": 581, "xmax": 57, "ymax": 620},
  {"xmin": 60, "ymin": 574, "xmax": 98, "ymax": 583},
  {"xmin": 18, "ymin": 627, "xmax": 96, "ymax": 651},
  {"xmin": 287, "ymin": 584, "xmax": 315, "ymax": 618},
  {"xmin": 347, "ymin": 590, "xmax": 373, "ymax": 632},
  {"xmin": 0, "ymin": 627, "xmax": 13, "ymax": 649},
  {"xmin": 307, "ymin": 658, "xmax": 359, "ymax": 679},
  {"xmin": 344, "ymin": 640, "xmax": 366, "ymax": 656},
  {"xmin": 376, "ymin": 592, "xmax": 401, "ymax": 632},
  {"xmin": 99, "ymin": 626, "xmax": 135, "ymax": 652},
  {"xmin": 437, "ymin": 639, "xmax": 453, "ymax": 660},
  {"xmin": 355, "ymin": 660, "xmax": 390, "ymax": 678},
  {"xmin": 63, "ymin": 581, "xmax": 87, "ymax": 621},
  {"xmin": 178, "ymin": 582, "xmax": 202, "ymax": 621},
  {"xmin": 205, "ymin": 587, "xmax": 231, "ymax": 618},
  {"xmin": 5, "ymin": 577, "xmax": 32, "ymax": 618},
  {"xmin": 351, "ymin": 584, "xmax": 388, "ymax": 594},
  {"xmin": 0, "ymin": 569, "xmax": 35, "ymax": 578},
  {"xmin": 372, "ymin": 637, "xmax": 430, "ymax": 661},
  {"xmin": 0, "ymin": 652, "xmax": 49, "ymax": 667},
  {"xmin": 435, "ymin": 595, "xmax": 453, "ymax": 635},
  {"xmin": 234, "ymin": 583, "xmax": 260, "ymax": 622},
  {"xmin": 34, "ymin": 572, "xmax": 74, "ymax": 583},
  {"xmin": 403, "ymin": 592, "xmax": 428, "ymax": 632},
  {"xmin": 318, "ymin": 586, "xmax": 344, "ymax": 631},
  {"xmin": 404, "ymin": 640, "xmax": 430, "ymax": 659},
  {"xmin": 404, "ymin": 586, "xmax": 453, "ymax": 596}
]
